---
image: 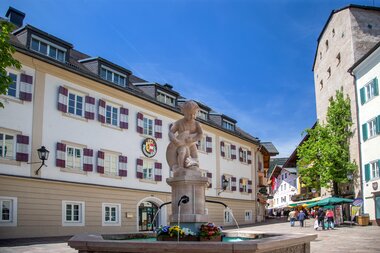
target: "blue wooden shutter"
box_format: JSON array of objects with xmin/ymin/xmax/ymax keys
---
[
  {"xmin": 16, "ymin": 135, "xmax": 29, "ymax": 162},
  {"xmin": 364, "ymin": 163, "xmax": 370, "ymax": 182},
  {"xmin": 360, "ymin": 87, "xmax": 366, "ymax": 105},
  {"xmin": 362, "ymin": 123, "xmax": 368, "ymax": 141},
  {"xmin": 19, "ymin": 74, "xmax": 33, "ymax": 101},
  {"xmin": 374, "ymin": 78, "xmax": 379, "ymax": 96},
  {"xmin": 376, "ymin": 115, "xmax": 380, "ymax": 135}
]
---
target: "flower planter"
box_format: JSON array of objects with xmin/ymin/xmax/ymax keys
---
[
  {"xmin": 157, "ymin": 235, "xmax": 199, "ymax": 241},
  {"xmin": 199, "ymin": 235, "xmax": 222, "ymax": 242}
]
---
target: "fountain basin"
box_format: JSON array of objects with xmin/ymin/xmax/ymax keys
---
[{"xmin": 68, "ymin": 231, "xmax": 317, "ymax": 253}]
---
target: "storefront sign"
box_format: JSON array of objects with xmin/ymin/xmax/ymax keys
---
[
  {"xmin": 352, "ymin": 198, "xmax": 363, "ymax": 207},
  {"xmin": 142, "ymin": 138, "xmax": 157, "ymax": 158}
]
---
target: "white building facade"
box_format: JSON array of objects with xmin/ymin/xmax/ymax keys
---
[
  {"xmin": 0, "ymin": 7, "xmax": 277, "ymax": 238},
  {"xmin": 350, "ymin": 42, "xmax": 380, "ymax": 225}
]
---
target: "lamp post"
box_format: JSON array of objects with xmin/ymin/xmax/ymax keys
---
[
  {"xmin": 35, "ymin": 146, "xmax": 49, "ymax": 175},
  {"xmin": 217, "ymin": 179, "xmax": 229, "ymax": 195}
]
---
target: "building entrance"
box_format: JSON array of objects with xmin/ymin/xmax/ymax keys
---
[{"xmin": 139, "ymin": 201, "xmax": 158, "ymax": 231}]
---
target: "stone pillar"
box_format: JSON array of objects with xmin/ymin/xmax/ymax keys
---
[{"xmin": 166, "ymin": 169, "xmax": 209, "ymax": 231}]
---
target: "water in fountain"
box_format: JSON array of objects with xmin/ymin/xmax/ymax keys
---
[{"xmin": 226, "ymin": 207, "xmax": 240, "ymax": 230}]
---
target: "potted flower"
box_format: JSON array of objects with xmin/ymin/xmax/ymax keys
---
[
  {"xmin": 156, "ymin": 225, "xmax": 197, "ymax": 241},
  {"xmin": 198, "ymin": 223, "xmax": 223, "ymax": 241}
]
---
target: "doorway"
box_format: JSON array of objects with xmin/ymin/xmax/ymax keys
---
[
  {"xmin": 139, "ymin": 201, "xmax": 158, "ymax": 231},
  {"xmin": 375, "ymin": 195, "xmax": 380, "ymax": 225}
]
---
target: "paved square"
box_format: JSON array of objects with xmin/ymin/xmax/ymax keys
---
[{"xmin": 0, "ymin": 219, "xmax": 379, "ymax": 253}]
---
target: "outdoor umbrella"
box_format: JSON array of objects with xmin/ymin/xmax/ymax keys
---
[{"xmin": 307, "ymin": 197, "xmax": 353, "ymax": 208}]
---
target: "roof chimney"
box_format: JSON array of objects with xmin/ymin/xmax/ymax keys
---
[{"xmin": 5, "ymin": 7, "xmax": 25, "ymax": 28}]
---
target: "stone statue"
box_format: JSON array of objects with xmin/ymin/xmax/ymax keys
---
[{"xmin": 166, "ymin": 100, "xmax": 203, "ymax": 173}]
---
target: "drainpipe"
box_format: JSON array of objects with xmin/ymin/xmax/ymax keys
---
[{"xmin": 349, "ymin": 70, "xmax": 364, "ymax": 213}]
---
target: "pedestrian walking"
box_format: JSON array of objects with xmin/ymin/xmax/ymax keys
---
[
  {"xmin": 288, "ymin": 209, "xmax": 296, "ymax": 227},
  {"xmin": 326, "ymin": 209, "xmax": 335, "ymax": 229},
  {"xmin": 298, "ymin": 210, "xmax": 306, "ymax": 227},
  {"xmin": 317, "ymin": 208, "xmax": 325, "ymax": 230}
]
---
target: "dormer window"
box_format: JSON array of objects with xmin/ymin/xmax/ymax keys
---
[
  {"xmin": 100, "ymin": 66, "xmax": 126, "ymax": 87},
  {"xmin": 156, "ymin": 90, "xmax": 175, "ymax": 106},
  {"xmin": 197, "ymin": 109, "xmax": 208, "ymax": 121},
  {"xmin": 222, "ymin": 120, "xmax": 235, "ymax": 131},
  {"xmin": 30, "ymin": 35, "xmax": 66, "ymax": 62}
]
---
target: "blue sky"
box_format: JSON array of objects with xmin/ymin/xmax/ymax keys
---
[{"xmin": 1, "ymin": 0, "xmax": 378, "ymax": 157}]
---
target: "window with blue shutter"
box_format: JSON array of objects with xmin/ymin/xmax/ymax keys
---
[
  {"xmin": 360, "ymin": 87, "xmax": 366, "ymax": 105},
  {"xmin": 362, "ymin": 123, "xmax": 368, "ymax": 141},
  {"xmin": 364, "ymin": 164, "xmax": 370, "ymax": 182}
]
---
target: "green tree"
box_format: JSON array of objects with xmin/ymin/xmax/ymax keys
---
[
  {"xmin": 0, "ymin": 21, "xmax": 21, "ymax": 108},
  {"xmin": 297, "ymin": 89, "xmax": 356, "ymax": 196}
]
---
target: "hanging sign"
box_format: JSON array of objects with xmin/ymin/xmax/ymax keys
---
[
  {"xmin": 352, "ymin": 198, "xmax": 363, "ymax": 207},
  {"xmin": 142, "ymin": 138, "xmax": 157, "ymax": 158}
]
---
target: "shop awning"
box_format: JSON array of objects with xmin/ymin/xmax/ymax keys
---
[{"xmin": 288, "ymin": 197, "xmax": 321, "ymax": 207}]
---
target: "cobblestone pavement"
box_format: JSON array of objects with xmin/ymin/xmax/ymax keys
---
[{"xmin": 0, "ymin": 219, "xmax": 379, "ymax": 253}]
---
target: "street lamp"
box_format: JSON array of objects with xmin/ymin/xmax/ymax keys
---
[
  {"xmin": 35, "ymin": 146, "xmax": 49, "ymax": 175},
  {"xmin": 218, "ymin": 179, "xmax": 229, "ymax": 195}
]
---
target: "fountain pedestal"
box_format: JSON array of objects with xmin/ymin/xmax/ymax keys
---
[{"xmin": 166, "ymin": 168, "xmax": 209, "ymax": 231}]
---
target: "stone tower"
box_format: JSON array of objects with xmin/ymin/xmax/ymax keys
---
[{"xmin": 312, "ymin": 5, "xmax": 380, "ymax": 197}]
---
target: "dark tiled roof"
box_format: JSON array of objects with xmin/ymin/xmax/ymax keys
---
[
  {"xmin": 268, "ymin": 157, "xmax": 288, "ymax": 177},
  {"xmin": 7, "ymin": 15, "xmax": 263, "ymax": 146},
  {"xmin": 261, "ymin": 142, "xmax": 279, "ymax": 156}
]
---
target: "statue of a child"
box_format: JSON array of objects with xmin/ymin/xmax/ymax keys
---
[{"xmin": 166, "ymin": 100, "xmax": 203, "ymax": 172}]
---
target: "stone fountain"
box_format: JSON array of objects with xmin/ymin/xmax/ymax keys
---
[{"xmin": 68, "ymin": 100, "xmax": 317, "ymax": 253}]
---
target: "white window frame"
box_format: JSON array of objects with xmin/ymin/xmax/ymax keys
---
[
  {"xmin": 156, "ymin": 90, "xmax": 175, "ymax": 106},
  {"xmin": 370, "ymin": 160, "xmax": 379, "ymax": 179},
  {"xmin": 104, "ymin": 152, "xmax": 119, "ymax": 176},
  {"xmin": 223, "ymin": 174, "xmax": 233, "ymax": 191},
  {"xmin": 224, "ymin": 210, "xmax": 233, "ymax": 224},
  {"xmin": 365, "ymin": 79, "xmax": 376, "ymax": 102},
  {"xmin": 197, "ymin": 109, "xmax": 208, "ymax": 120},
  {"xmin": 105, "ymin": 102, "xmax": 119, "ymax": 127},
  {"xmin": 0, "ymin": 132, "xmax": 15, "ymax": 160},
  {"xmin": 197, "ymin": 136, "xmax": 207, "ymax": 152},
  {"xmin": 66, "ymin": 145, "xmax": 83, "ymax": 171},
  {"xmin": 67, "ymin": 90, "xmax": 84, "ymax": 117},
  {"xmin": 241, "ymin": 178, "xmax": 248, "ymax": 193},
  {"xmin": 5, "ymin": 71, "xmax": 19, "ymax": 99},
  {"xmin": 222, "ymin": 120, "xmax": 234, "ymax": 131},
  {"xmin": 368, "ymin": 118, "xmax": 377, "ymax": 138},
  {"xmin": 245, "ymin": 210, "xmax": 252, "ymax": 221},
  {"xmin": 102, "ymin": 203, "xmax": 121, "ymax": 226},
  {"xmin": 62, "ymin": 201, "xmax": 85, "ymax": 226},
  {"xmin": 143, "ymin": 159, "xmax": 154, "ymax": 180},
  {"xmin": 30, "ymin": 35, "xmax": 66, "ymax": 62},
  {"xmin": 225, "ymin": 143, "xmax": 232, "ymax": 159},
  {"xmin": 241, "ymin": 148, "xmax": 248, "ymax": 163},
  {"xmin": 100, "ymin": 65, "xmax": 126, "ymax": 87},
  {"xmin": 0, "ymin": 196, "xmax": 17, "ymax": 227},
  {"xmin": 143, "ymin": 115, "xmax": 154, "ymax": 136}
]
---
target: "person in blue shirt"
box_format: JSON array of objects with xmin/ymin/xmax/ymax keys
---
[{"xmin": 298, "ymin": 210, "xmax": 306, "ymax": 227}]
